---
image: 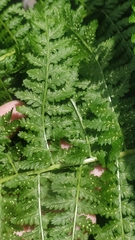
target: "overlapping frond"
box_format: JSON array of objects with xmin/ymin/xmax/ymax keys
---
[
  {"xmin": 0, "ymin": 0, "xmax": 135, "ymax": 239},
  {"xmin": 83, "ymin": 0, "xmax": 135, "ymax": 67}
]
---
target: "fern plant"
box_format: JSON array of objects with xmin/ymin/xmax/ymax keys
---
[
  {"xmin": 130, "ymin": 0, "xmax": 135, "ymax": 51},
  {"xmin": 0, "ymin": 0, "xmax": 135, "ymax": 239}
]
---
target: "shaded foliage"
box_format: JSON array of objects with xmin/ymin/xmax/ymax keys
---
[{"xmin": 0, "ymin": 0, "xmax": 135, "ymax": 239}]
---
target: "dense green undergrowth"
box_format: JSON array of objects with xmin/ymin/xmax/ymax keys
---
[{"xmin": 0, "ymin": 0, "xmax": 135, "ymax": 239}]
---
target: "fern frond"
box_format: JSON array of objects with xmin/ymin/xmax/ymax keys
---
[
  {"xmin": 0, "ymin": 0, "xmax": 135, "ymax": 239},
  {"xmin": 0, "ymin": 0, "xmax": 9, "ymax": 11},
  {"xmin": 0, "ymin": 0, "xmax": 31, "ymax": 105},
  {"xmin": 129, "ymin": 0, "xmax": 135, "ymax": 53},
  {"xmin": 84, "ymin": 0, "xmax": 135, "ymax": 68}
]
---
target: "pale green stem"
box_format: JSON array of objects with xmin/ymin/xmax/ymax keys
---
[
  {"xmin": 0, "ymin": 157, "xmax": 97, "ymax": 184},
  {"xmin": 116, "ymin": 159, "xmax": 125, "ymax": 239},
  {"xmin": 0, "ymin": 50, "xmax": 15, "ymax": 61},
  {"xmin": 7, "ymin": 154, "xmax": 18, "ymax": 174},
  {"xmin": 30, "ymin": 157, "xmax": 97, "ymax": 175},
  {"xmin": 1, "ymin": 146, "xmax": 135, "ymax": 184},
  {"xmin": 0, "ymin": 184, "xmax": 2, "ymax": 238},
  {"xmin": 37, "ymin": 174, "xmax": 44, "ymax": 240},
  {"xmin": 70, "ymin": 99, "xmax": 92, "ymax": 157},
  {"xmin": 0, "ymin": 174, "xmax": 17, "ymax": 184},
  {"xmin": 72, "ymin": 165, "xmax": 82, "ymax": 240},
  {"xmin": 119, "ymin": 149, "xmax": 135, "ymax": 158},
  {"xmin": 0, "ymin": 19, "xmax": 18, "ymax": 46},
  {"xmin": 41, "ymin": 18, "xmax": 54, "ymax": 164}
]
